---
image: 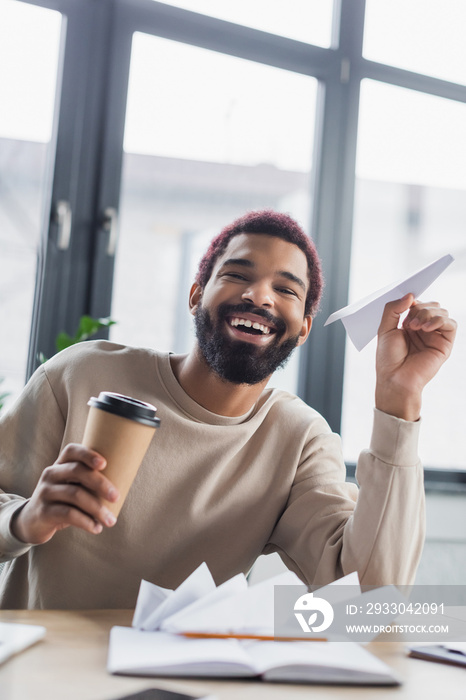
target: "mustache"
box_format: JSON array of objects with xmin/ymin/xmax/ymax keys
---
[{"xmin": 216, "ymin": 302, "xmax": 286, "ymax": 335}]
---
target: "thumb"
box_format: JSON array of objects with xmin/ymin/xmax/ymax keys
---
[{"xmin": 378, "ymin": 293, "xmax": 415, "ymax": 335}]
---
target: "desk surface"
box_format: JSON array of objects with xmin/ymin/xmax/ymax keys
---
[{"xmin": 0, "ymin": 609, "xmax": 464, "ymax": 700}]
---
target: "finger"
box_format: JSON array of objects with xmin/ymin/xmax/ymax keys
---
[
  {"xmin": 57, "ymin": 443, "xmax": 106, "ymax": 470},
  {"xmin": 41, "ymin": 463, "xmax": 119, "ymax": 503},
  {"xmin": 411, "ymin": 314, "xmax": 457, "ymax": 335},
  {"xmin": 40, "ymin": 482, "xmax": 117, "ymax": 528},
  {"xmin": 378, "ymin": 293, "xmax": 415, "ymax": 335},
  {"xmin": 407, "ymin": 300, "xmax": 440, "ymax": 310},
  {"xmin": 404, "ymin": 305, "xmax": 447, "ymax": 330},
  {"xmin": 42, "ymin": 502, "xmax": 105, "ymax": 535}
]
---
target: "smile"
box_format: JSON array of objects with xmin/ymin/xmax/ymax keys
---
[
  {"xmin": 229, "ymin": 317, "xmax": 271, "ymax": 335},
  {"xmin": 226, "ymin": 312, "xmax": 277, "ymax": 336},
  {"xmin": 224, "ymin": 312, "xmax": 278, "ymax": 346}
]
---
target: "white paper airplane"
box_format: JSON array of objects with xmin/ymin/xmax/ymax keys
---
[{"xmin": 324, "ymin": 254, "xmax": 454, "ymax": 351}]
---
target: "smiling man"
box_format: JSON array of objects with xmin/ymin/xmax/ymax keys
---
[
  {"xmin": 0, "ymin": 210, "xmax": 457, "ymax": 609},
  {"xmin": 173, "ymin": 223, "xmax": 316, "ymax": 414}
]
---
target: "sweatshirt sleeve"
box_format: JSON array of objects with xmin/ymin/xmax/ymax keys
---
[
  {"xmin": 340, "ymin": 409, "xmax": 424, "ymax": 585},
  {"xmin": 0, "ymin": 365, "xmax": 66, "ymax": 561},
  {"xmin": 266, "ymin": 408, "xmax": 424, "ymax": 586}
]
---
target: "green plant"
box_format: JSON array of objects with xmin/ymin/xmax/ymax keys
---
[
  {"xmin": 1, "ymin": 316, "xmax": 115, "ymax": 414},
  {"xmin": 39, "ymin": 315, "xmax": 116, "ymax": 364},
  {"xmin": 55, "ymin": 315, "xmax": 116, "ymax": 352},
  {"xmin": 0, "ymin": 377, "xmax": 10, "ymax": 413}
]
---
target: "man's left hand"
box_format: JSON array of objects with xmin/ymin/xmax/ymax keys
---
[{"xmin": 375, "ymin": 293, "xmax": 457, "ymax": 421}]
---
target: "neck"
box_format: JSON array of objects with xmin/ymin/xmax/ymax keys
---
[{"xmin": 170, "ymin": 347, "xmax": 269, "ymax": 417}]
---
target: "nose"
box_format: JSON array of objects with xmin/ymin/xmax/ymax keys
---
[{"xmin": 241, "ymin": 280, "xmax": 273, "ymax": 308}]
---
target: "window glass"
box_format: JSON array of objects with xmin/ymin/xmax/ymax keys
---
[
  {"xmin": 341, "ymin": 80, "xmax": 466, "ymax": 469},
  {"xmin": 111, "ymin": 33, "xmax": 317, "ymax": 394},
  {"xmin": 364, "ymin": 0, "xmax": 466, "ymax": 85},
  {"xmin": 156, "ymin": 0, "xmax": 334, "ymax": 47},
  {"xmin": 0, "ymin": 1, "xmax": 62, "ymax": 410}
]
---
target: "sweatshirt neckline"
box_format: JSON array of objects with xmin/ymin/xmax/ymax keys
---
[{"xmin": 156, "ymin": 352, "xmax": 256, "ymax": 426}]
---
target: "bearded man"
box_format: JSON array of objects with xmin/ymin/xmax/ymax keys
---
[{"xmin": 0, "ymin": 210, "xmax": 456, "ymax": 609}]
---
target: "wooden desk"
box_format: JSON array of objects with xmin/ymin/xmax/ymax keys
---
[{"xmin": 0, "ymin": 609, "xmax": 464, "ymax": 700}]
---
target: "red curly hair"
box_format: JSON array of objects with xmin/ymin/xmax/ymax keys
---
[{"xmin": 195, "ymin": 210, "xmax": 323, "ymax": 317}]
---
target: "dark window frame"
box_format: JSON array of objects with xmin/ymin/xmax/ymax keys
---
[{"xmin": 20, "ymin": 0, "xmax": 466, "ymax": 484}]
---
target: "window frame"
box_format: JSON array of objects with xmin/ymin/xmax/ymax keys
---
[{"xmin": 18, "ymin": 0, "xmax": 466, "ymax": 486}]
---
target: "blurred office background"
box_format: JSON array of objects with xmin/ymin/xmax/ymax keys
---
[{"xmin": 0, "ymin": 0, "xmax": 465, "ymax": 583}]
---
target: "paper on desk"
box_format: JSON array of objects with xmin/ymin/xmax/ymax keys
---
[
  {"xmin": 443, "ymin": 642, "xmax": 466, "ymax": 654},
  {"xmin": 130, "ymin": 564, "xmax": 409, "ymax": 645},
  {"xmin": 133, "ymin": 563, "xmax": 300, "ymax": 634},
  {"xmin": 0, "ymin": 622, "xmax": 46, "ymax": 665},
  {"xmin": 161, "ymin": 570, "xmax": 304, "ymax": 636},
  {"xmin": 133, "ymin": 561, "xmax": 217, "ymax": 630},
  {"xmin": 324, "ymin": 254, "xmax": 454, "ymax": 351},
  {"xmin": 132, "ymin": 562, "xmax": 361, "ymax": 637}
]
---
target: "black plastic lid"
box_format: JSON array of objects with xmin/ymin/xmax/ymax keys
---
[{"xmin": 87, "ymin": 392, "xmax": 160, "ymax": 428}]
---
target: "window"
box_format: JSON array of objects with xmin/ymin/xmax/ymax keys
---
[
  {"xmin": 342, "ymin": 81, "xmax": 466, "ymax": 470},
  {"xmin": 0, "ymin": 0, "xmax": 62, "ymax": 407},
  {"xmin": 156, "ymin": 0, "xmax": 335, "ymax": 47},
  {"xmin": 364, "ymin": 0, "xmax": 466, "ymax": 85},
  {"xmin": 110, "ymin": 32, "xmax": 317, "ymax": 393},
  {"xmin": 5, "ymin": 0, "xmax": 465, "ymax": 482}
]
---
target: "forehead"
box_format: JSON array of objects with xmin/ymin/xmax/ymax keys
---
[{"xmin": 215, "ymin": 233, "xmax": 309, "ymax": 280}]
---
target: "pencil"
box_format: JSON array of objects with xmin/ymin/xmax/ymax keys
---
[{"xmin": 179, "ymin": 632, "xmax": 327, "ymax": 642}]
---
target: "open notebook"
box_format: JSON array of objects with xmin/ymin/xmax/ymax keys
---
[
  {"xmin": 108, "ymin": 627, "xmax": 399, "ymax": 685},
  {"xmin": 0, "ymin": 621, "xmax": 46, "ymax": 665},
  {"xmin": 408, "ymin": 642, "xmax": 466, "ymax": 668},
  {"xmin": 107, "ymin": 563, "xmax": 400, "ymax": 686}
]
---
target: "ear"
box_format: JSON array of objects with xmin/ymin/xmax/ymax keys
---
[
  {"xmin": 189, "ymin": 283, "xmax": 203, "ymax": 316},
  {"xmin": 296, "ymin": 315, "xmax": 312, "ymax": 346}
]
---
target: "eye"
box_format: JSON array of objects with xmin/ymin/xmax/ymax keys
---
[
  {"xmin": 276, "ymin": 286, "xmax": 298, "ymax": 297},
  {"xmin": 224, "ymin": 272, "xmax": 247, "ymax": 281}
]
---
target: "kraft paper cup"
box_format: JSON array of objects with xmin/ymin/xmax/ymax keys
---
[{"xmin": 82, "ymin": 392, "xmax": 160, "ymax": 516}]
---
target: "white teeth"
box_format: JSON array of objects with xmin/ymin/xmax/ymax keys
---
[{"xmin": 229, "ymin": 317, "xmax": 271, "ymax": 334}]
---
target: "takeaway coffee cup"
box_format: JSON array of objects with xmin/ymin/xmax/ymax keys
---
[{"xmin": 82, "ymin": 392, "xmax": 160, "ymax": 516}]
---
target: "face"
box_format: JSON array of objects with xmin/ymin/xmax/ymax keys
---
[{"xmin": 190, "ymin": 233, "xmax": 312, "ymax": 385}]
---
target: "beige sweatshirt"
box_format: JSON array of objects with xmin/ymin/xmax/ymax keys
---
[{"xmin": 0, "ymin": 341, "xmax": 424, "ymax": 609}]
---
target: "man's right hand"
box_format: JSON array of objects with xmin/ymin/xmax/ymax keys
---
[{"xmin": 10, "ymin": 444, "xmax": 120, "ymax": 545}]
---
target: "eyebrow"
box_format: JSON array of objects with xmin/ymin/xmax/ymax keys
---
[{"xmin": 220, "ymin": 258, "xmax": 307, "ymax": 292}]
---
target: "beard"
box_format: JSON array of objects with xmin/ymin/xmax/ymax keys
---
[{"xmin": 194, "ymin": 301, "xmax": 301, "ymax": 385}]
